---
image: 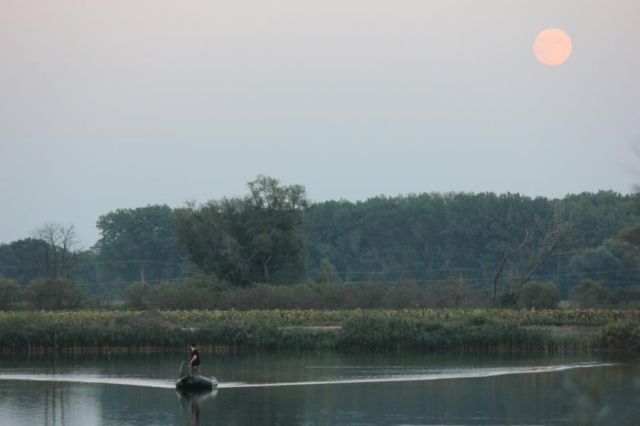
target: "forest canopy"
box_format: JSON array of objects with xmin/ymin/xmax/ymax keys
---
[{"xmin": 0, "ymin": 177, "xmax": 639, "ymax": 305}]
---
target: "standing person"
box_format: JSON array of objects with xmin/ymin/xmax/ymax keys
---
[{"xmin": 190, "ymin": 343, "xmax": 200, "ymax": 374}]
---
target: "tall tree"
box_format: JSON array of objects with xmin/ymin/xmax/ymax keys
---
[
  {"xmin": 492, "ymin": 206, "xmax": 571, "ymax": 302},
  {"xmin": 617, "ymin": 224, "xmax": 640, "ymax": 265},
  {"xmin": 0, "ymin": 238, "xmax": 49, "ymax": 284},
  {"xmin": 33, "ymin": 223, "xmax": 77, "ymax": 279},
  {"xmin": 95, "ymin": 205, "xmax": 192, "ymax": 285},
  {"xmin": 175, "ymin": 176, "xmax": 308, "ymax": 285}
]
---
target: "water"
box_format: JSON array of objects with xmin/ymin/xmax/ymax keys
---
[{"xmin": 0, "ymin": 351, "xmax": 638, "ymax": 425}]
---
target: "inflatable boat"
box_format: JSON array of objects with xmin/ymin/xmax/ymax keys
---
[{"xmin": 175, "ymin": 361, "xmax": 218, "ymax": 391}]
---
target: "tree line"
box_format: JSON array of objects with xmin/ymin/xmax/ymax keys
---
[{"xmin": 1, "ymin": 176, "xmax": 639, "ymax": 309}]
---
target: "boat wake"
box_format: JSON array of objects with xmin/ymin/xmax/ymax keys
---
[
  {"xmin": 0, "ymin": 362, "xmax": 613, "ymax": 390},
  {"xmin": 0, "ymin": 374, "xmax": 175, "ymax": 389},
  {"xmin": 219, "ymin": 362, "xmax": 613, "ymax": 389}
]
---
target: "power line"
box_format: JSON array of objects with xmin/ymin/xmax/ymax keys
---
[
  {"xmin": 2, "ymin": 255, "xmax": 639, "ymax": 288},
  {"xmin": 75, "ymin": 277, "xmax": 174, "ymax": 287},
  {"xmin": 73, "ymin": 268, "xmax": 640, "ymax": 288},
  {"xmin": 339, "ymin": 267, "xmax": 640, "ymax": 279},
  {"xmin": 2, "ymin": 259, "xmax": 639, "ymax": 278},
  {"xmin": 0, "ymin": 259, "xmax": 189, "ymax": 269},
  {"xmin": 337, "ymin": 267, "xmax": 479, "ymax": 275}
]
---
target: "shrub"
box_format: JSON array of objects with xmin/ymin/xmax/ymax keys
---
[
  {"xmin": 316, "ymin": 258, "xmax": 341, "ymax": 283},
  {"xmin": 424, "ymin": 280, "xmax": 482, "ymax": 308},
  {"xmin": 597, "ymin": 321, "xmax": 640, "ymax": 352},
  {"xmin": 571, "ymin": 280, "xmax": 608, "ymax": 308},
  {"xmin": 518, "ymin": 282, "xmax": 560, "ymax": 309},
  {"xmin": 150, "ymin": 275, "xmax": 224, "ymax": 309},
  {"xmin": 499, "ymin": 292, "xmax": 518, "ymax": 307},
  {"xmin": 0, "ymin": 277, "xmax": 22, "ymax": 310},
  {"xmin": 217, "ymin": 283, "xmax": 324, "ymax": 309},
  {"xmin": 25, "ymin": 278, "xmax": 85, "ymax": 310},
  {"xmin": 124, "ymin": 282, "xmax": 151, "ymax": 310},
  {"xmin": 342, "ymin": 283, "xmax": 387, "ymax": 309},
  {"xmin": 381, "ymin": 280, "xmax": 423, "ymax": 308},
  {"xmin": 608, "ymin": 286, "xmax": 640, "ymax": 308}
]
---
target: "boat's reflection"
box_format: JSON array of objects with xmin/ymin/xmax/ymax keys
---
[{"xmin": 177, "ymin": 389, "xmax": 218, "ymax": 426}]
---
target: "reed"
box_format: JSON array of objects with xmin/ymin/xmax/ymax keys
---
[{"xmin": 0, "ymin": 309, "xmax": 637, "ymax": 352}]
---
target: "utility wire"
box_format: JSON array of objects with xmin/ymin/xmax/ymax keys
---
[
  {"xmin": 3, "ymin": 260, "xmax": 639, "ymax": 278},
  {"xmin": 67, "ymin": 268, "xmax": 640, "ymax": 288},
  {"xmin": 0, "ymin": 259, "xmax": 189, "ymax": 269}
]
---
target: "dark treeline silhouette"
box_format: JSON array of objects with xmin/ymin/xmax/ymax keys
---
[
  {"xmin": 304, "ymin": 190, "xmax": 640, "ymax": 297},
  {"xmin": 1, "ymin": 176, "xmax": 639, "ymax": 308}
]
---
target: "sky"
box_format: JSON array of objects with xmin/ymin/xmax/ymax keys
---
[{"xmin": 1, "ymin": 0, "xmax": 639, "ymax": 247}]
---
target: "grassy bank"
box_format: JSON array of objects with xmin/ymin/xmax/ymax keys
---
[{"xmin": 0, "ymin": 309, "xmax": 639, "ymax": 353}]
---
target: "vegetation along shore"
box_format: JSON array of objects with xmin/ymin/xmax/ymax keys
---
[{"xmin": 1, "ymin": 309, "xmax": 638, "ymax": 353}]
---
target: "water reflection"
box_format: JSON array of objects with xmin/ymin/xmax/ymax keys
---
[
  {"xmin": 177, "ymin": 389, "xmax": 217, "ymax": 426},
  {"xmin": 44, "ymin": 382, "xmax": 65, "ymax": 425},
  {"xmin": 0, "ymin": 352, "xmax": 638, "ymax": 425}
]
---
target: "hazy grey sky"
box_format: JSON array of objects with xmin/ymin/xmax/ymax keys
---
[{"xmin": 1, "ymin": 0, "xmax": 639, "ymax": 246}]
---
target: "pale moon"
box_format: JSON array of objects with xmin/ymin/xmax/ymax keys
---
[{"xmin": 533, "ymin": 28, "xmax": 572, "ymax": 66}]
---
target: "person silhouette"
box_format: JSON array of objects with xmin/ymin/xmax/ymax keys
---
[{"xmin": 189, "ymin": 343, "xmax": 200, "ymax": 374}]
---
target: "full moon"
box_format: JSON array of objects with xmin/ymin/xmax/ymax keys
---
[{"xmin": 533, "ymin": 28, "xmax": 572, "ymax": 66}]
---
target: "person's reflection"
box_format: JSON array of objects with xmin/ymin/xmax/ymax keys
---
[
  {"xmin": 178, "ymin": 389, "xmax": 217, "ymax": 426},
  {"xmin": 190, "ymin": 397, "xmax": 200, "ymax": 426}
]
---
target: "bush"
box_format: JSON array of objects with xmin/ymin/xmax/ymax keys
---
[
  {"xmin": 597, "ymin": 321, "xmax": 640, "ymax": 352},
  {"xmin": 316, "ymin": 258, "xmax": 341, "ymax": 283},
  {"xmin": 0, "ymin": 277, "xmax": 22, "ymax": 310},
  {"xmin": 571, "ymin": 280, "xmax": 608, "ymax": 308},
  {"xmin": 518, "ymin": 282, "xmax": 560, "ymax": 309},
  {"xmin": 499, "ymin": 292, "xmax": 518, "ymax": 307},
  {"xmin": 608, "ymin": 286, "xmax": 640, "ymax": 308},
  {"xmin": 424, "ymin": 280, "xmax": 482, "ymax": 308},
  {"xmin": 381, "ymin": 281, "xmax": 423, "ymax": 308},
  {"xmin": 151, "ymin": 282, "xmax": 203, "ymax": 309},
  {"xmin": 217, "ymin": 283, "xmax": 324, "ymax": 309},
  {"xmin": 124, "ymin": 282, "xmax": 151, "ymax": 310},
  {"xmin": 150, "ymin": 275, "xmax": 225, "ymax": 309},
  {"xmin": 26, "ymin": 278, "xmax": 85, "ymax": 310},
  {"xmin": 125, "ymin": 277, "xmax": 494, "ymax": 310}
]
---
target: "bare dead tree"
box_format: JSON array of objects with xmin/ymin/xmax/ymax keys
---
[
  {"xmin": 492, "ymin": 228, "xmax": 531, "ymax": 302},
  {"xmin": 33, "ymin": 223, "xmax": 77, "ymax": 278},
  {"xmin": 514, "ymin": 208, "xmax": 571, "ymax": 290},
  {"xmin": 492, "ymin": 206, "xmax": 571, "ymax": 303}
]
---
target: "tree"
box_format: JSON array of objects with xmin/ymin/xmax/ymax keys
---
[
  {"xmin": 316, "ymin": 258, "xmax": 341, "ymax": 283},
  {"xmin": 26, "ymin": 278, "xmax": 85, "ymax": 310},
  {"xmin": 492, "ymin": 205, "xmax": 571, "ymax": 302},
  {"xmin": 244, "ymin": 176, "xmax": 308, "ymax": 282},
  {"xmin": 617, "ymin": 224, "xmax": 640, "ymax": 265},
  {"xmin": 518, "ymin": 282, "xmax": 560, "ymax": 309},
  {"xmin": 608, "ymin": 286, "xmax": 640, "ymax": 307},
  {"xmin": 0, "ymin": 277, "xmax": 22, "ymax": 310},
  {"xmin": 0, "ymin": 238, "xmax": 49, "ymax": 284},
  {"xmin": 424, "ymin": 280, "xmax": 481, "ymax": 308},
  {"xmin": 492, "ymin": 228, "xmax": 531, "ymax": 301},
  {"xmin": 303, "ymin": 191, "xmax": 640, "ymax": 298},
  {"xmin": 33, "ymin": 223, "xmax": 77, "ymax": 279},
  {"xmin": 571, "ymin": 280, "xmax": 608, "ymax": 308},
  {"xmin": 124, "ymin": 282, "xmax": 151, "ymax": 310},
  {"xmin": 175, "ymin": 199, "xmax": 246, "ymax": 281},
  {"xmin": 95, "ymin": 205, "xmax": 193, "ymax": 285},
  {"xmin": 175, "ymin": 176, "xmax": 308, "ymax": 285}
]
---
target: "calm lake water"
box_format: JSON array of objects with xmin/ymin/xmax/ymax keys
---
[{"xmin": 0, "ymin": 351, "xmax": 638, "ymax": 425}]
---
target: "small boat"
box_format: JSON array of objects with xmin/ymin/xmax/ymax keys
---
[{"xmin": 175, "ymin": 361, "xmax": 218, "ymax": 391}]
